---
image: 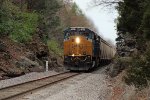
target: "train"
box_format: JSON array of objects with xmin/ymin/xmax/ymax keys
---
[{"xmin": 63, "ymin": 27, "xmax": 116, "ymax": 71}]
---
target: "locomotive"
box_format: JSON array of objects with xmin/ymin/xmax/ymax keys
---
[{"xmin": 63, "ymin": 27, "xmax": 116, "ymax": 71}]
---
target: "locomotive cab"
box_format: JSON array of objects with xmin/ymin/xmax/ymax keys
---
[{"xmin": 64, "ymin": 27, "xmax": 94, "ymax": 70}]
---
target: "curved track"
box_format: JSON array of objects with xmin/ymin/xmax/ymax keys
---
[{"xmin": 0, "ymin": 72, "xmax": 80, "ymax": 100}]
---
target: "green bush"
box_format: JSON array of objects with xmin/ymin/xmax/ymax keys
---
[
  {"xmin": 0, "ymin": 0, "xmax": 38, "ymax": 43},
  {"xmin": 9, "ymin": 12, "xmax": 38, "ymax": 42},
  {"xmin": 125, "ymin": 51, "xmax": 150, "ymax": 88},
  {"xmin": 47, "ymin": 39, "xmax": 63, "ymax": 56},
  {"xmin": 124, "ymin": 57, "xmax": 148, "ymax": 88}
]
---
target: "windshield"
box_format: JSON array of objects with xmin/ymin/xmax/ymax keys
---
[{"xmin": 64, "ymin": 31, "xmax": 92, "ymax": 39}]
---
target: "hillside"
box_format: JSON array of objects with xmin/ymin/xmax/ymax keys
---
[{"xmin": 0, "ymin": 0, "xmax": 96, "ymax": 80}]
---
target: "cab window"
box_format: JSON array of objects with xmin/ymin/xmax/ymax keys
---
[
  {"xmin": 64, "ymin": 32, "xmax": 69, "ymax": 40},
  {"xmin": 64, "ymin": 31, "xmax": 92, "ymax": 39}
]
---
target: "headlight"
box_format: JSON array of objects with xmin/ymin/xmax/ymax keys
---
[
  {"xmin": 72, "ymin": 54, "xmax": 75, "ymax": 57},
  {"xmin": 75, "ymin": 37, "xmax": 80, "ymax": 44}
]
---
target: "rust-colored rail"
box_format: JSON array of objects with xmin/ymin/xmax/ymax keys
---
[{"xmin": 0, "ymin": 72, "xmax": 80, "ymax": 100}]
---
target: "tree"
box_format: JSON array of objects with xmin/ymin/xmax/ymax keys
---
[
  {"xmin": 71, "ymin": 3, "xmax": 83, "ymax": 16},
  {"xmin": 26, "ymin": 0, "xmax": 46, "ymax": 12},
  {"xmin": 142, "ymin": 1, "xmax": 150, "ymax": 39}
]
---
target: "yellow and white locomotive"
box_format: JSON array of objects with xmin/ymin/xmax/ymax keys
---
[{"xmin": 64, "ymin": 27, "xmax": 115, "ymax": 71}]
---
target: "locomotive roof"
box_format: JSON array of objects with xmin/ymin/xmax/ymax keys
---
[
  {"xmin": 64, "ymin": 27, "xmax": 95, "ymax": 33},
  {"xmin": 64, "ymin": 27, "xmax": 113, "ymax": 48}
]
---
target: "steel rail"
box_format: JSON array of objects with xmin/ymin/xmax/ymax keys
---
[{"xmin": 0, "ymin": 71, "xmax": 80, "ymax": 100}]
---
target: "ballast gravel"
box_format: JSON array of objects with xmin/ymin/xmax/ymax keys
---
[
  {"xmin": 20, "ymin": 66, "xmax": 113, "ymax": 100},
  {"xmin": 0, "ymin": 71, "xmax": 59, "ymax": 89}
]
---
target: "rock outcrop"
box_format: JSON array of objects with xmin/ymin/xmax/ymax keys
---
[{"xmin": 0, "ymin": 34, "xmax": 64, "ymax": 80}]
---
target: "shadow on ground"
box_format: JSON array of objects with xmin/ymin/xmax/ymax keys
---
[{"xmin": 69, "ymin": 62, "xmax": 111, "ymax": 74}]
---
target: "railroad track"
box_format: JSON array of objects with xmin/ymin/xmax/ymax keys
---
[{"xmin": 0, "ymin": 72, "xmax": 80, "ymax": 100}]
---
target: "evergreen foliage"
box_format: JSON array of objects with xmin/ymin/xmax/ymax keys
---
[
  {"xmin": 117, "ymin": 0, "xmax": 144, "ymax": 34},
  {"xmin": 142, "ymin": 3, "xmax": 150, "ymax": 39},
  {"xmin": 117, "ymin": 0, "xmax": 150, "ymax": 87}
]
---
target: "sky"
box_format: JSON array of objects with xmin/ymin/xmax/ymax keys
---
[{"xmin": 74, "ymin": 0, "xmax": 118, "ymax": 44}]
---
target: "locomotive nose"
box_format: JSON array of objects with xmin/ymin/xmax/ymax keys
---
[{"xmin": 71, "ymin": 44, "xmax": 86, "ymax": 56}]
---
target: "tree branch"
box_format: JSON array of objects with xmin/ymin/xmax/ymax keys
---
[{"xmin": 91, "ymin": 0, "xmax": 123, "ymax": 8}]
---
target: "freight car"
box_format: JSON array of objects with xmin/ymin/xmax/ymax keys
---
[{"xmin": 63, "ymin": 27, "xmax": 116, "ymax": 71}]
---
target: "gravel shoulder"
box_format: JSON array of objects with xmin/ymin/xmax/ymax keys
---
[
  {"xmin": 19, "ymin": 65, "xmax": 113, "ymax": 100},
  {"xmin": 0, "ymin": 71, "xmax": 59, "ymax": 89}
]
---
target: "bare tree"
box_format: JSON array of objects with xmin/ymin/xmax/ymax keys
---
[
  {"xmin": 93, "ymin": 0, "xmax": 122, "ymax": 6},
  {"xmin": 91, "ymin": 0, "xmax": 123, "ymax": 8}
]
